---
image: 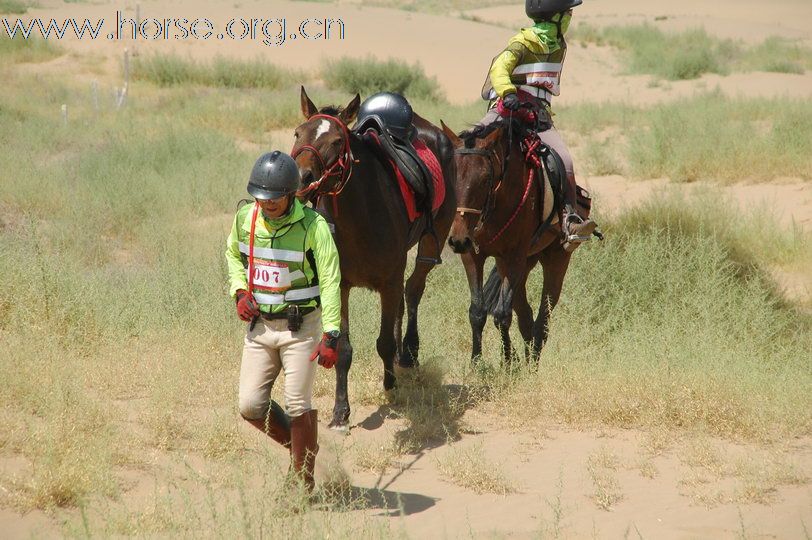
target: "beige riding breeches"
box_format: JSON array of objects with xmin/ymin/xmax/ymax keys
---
[{"xmin": 238, "ymin": 309, "xmax": 322, "ymax": 419}]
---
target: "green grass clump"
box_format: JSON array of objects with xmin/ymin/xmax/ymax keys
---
[
  {"xmin": 572, "ymin": 24, "xmax": 737, "ymax": 80},
  {"xmin": 0, "ymin": 0, "xmax": 28, "ymax": 14},
  {"xmin": 0, "ymin": 33, "xmax": 62, "ymax": 63},
  {"xmin": 322, "ymin": 56, "xmax": 445, "ymax": 102},
  {"xmin": 556, "ymin": 93, "xmax": 812, "ymax": 182},
  {"xmin": 571, "ymin": 24, "xmax": 812, "ymax": 79},
  {"xmin": 740, "ymin": 36, "xmax": 812, "ymax": 74},
  {"xmin": 626, "ymin": 92, "xmax": 812, "ymax": 182},
  {"xmin": 132, "ymin": 53, "xmax": 304, "ymax": 89}
]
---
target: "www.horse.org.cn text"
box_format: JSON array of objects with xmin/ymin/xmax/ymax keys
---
[{"xmin": 1, "ymin": 11, "xmax": 347, "ymax": 47}]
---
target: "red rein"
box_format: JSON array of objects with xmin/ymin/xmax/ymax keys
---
[
  {"xmin": 292, "ymin": 114, "xmax": 354, "ymax": 215},
  {"xmin": 481, "ymin": 136, "xmax": 539, "ymax": 247},
  {"xmin": 247, "ymin": 202, "xmax": 259, "ymax": 296}
]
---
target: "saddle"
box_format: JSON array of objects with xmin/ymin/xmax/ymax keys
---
[{"xmin": 353, "ymin": 115, "xmax": 435, "ymax": 217}]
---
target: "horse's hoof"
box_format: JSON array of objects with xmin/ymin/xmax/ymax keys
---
[
  {"xmin": 329, "ymin": 422, "xmax": 350, "ymax": 435},
  {"xmin": 383, "ymin": 373, "xmax": 398, "ymax": 391}
]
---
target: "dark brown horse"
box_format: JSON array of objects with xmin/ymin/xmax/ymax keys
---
[
  {"xmin": 442, "ymin": 119, "xmax": 573, "ymax": 362},
  {"xmin": 292, "ymin": 87, "xmax": 457, "ymax": 431}
]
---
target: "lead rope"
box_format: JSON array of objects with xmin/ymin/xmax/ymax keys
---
[{"xmin": 248, "ymin": 203, "xmax": 260, "ymax": 331}]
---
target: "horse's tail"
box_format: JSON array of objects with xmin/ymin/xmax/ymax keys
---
[{"xmin": 482, "ymin": 266, "xmax": 502, "ymax": 316}]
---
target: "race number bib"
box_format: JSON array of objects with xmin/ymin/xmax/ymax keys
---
[{"xmin": 249, "ymin": 260, "xmax": 291, "ymax": 293}]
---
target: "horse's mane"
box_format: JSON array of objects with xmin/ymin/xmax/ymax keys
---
[
  {"xmin": 318, "ymin": 105, "xmax": 343, "ymax": 116},
  {"xmin": 458, "ymin": 117, "xmax": 524, "ymax": 149}
]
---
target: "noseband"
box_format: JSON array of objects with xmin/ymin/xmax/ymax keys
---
[{"xmin": 292, "ymin": 114, "xmax": 354, "ymax": 200}]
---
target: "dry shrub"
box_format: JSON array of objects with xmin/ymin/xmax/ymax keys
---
[{"xmin": 435, "ymin": 443, "xmax": 517, "ymax": 495}]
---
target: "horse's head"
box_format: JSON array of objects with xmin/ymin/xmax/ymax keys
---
[
  {"xmin": 443, "ymin": 121, "xmax": 507, "ymax": 254},
  {"xmin": 292, "ymin": 86, "xmax": 361, "ymax": 201}
]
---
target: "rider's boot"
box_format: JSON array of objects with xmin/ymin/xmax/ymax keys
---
[{"xmin": 562, "ymin": 204, "xmax": 597, "ymax": 253}]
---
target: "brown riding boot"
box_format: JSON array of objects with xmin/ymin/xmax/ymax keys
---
[
  {"xmin": 562, "ymin": 210, "xmax": 597, "ymax": 253},
  {"xmin": 289, "ymin": 409, "xmax": 319, "ymax": 493},
  {"xmin": 244, "ymin": 400, "xmax": 291, "ymax": 448}
]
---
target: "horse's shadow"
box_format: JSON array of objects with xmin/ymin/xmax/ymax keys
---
[
  {"xmin": 323, "ymin": 365, "xmax": 483, "ymax": 517},
  {"xmin": 352, "ymin": 360, "xmax": 480, "ymax": 456},
  {"xmin": 321, "ymin": 484, "xmax": 438, "ymax": 516}
]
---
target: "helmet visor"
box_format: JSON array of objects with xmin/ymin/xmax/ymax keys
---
[{"xmin": 247, "ymin": 183, "xmax": 292, "ymax": 201}]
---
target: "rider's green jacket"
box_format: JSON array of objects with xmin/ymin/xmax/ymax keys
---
[
  {"xmin": 481, "ymin": 27, "xmax": 567, "ymax": 105},
  {"xmin": 225, "ymin": 199, "xmax": 341, "ymax": 332}
]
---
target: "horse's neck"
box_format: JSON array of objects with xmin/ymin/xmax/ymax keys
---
[
  {"xmin": 491, "ymin": 142, "xmax": 530, "ymax": 218},
  {"xmin": 318, "ymin": 136, "xmax": 385, "ymax": 230}
]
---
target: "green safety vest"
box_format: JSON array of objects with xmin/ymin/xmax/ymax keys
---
[
  {"xmin": 233, "ymin": 201, "xmax": 321, "ymax": 313},
  {"xmin": 481, "ymin": 28, "xmax": 568, "ymax": 104}
]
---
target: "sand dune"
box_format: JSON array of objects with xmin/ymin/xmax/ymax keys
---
[{"xmin": 22, "ymin": 0, "xmax": 812, "ymax": 106}]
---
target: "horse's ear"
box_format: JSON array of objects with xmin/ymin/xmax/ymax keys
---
[
  {"xmin": 339, "ymin": 93, "xmax": 361, "ymax": 124},
  {"xmin": 440, "ymin": 120, "xmax": 461, "ymax": 147},
  {"xmin": 484, "ymin": 125, "xmax": 503, "ymax": 146},
  {"xmin": 300, "ymin": 86, "xmax": 318, "ymax": 119}
]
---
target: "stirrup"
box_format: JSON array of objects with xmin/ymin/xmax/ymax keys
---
[
  {"xmin": 561, "ymin": 214, "xmax": 597, "ymax": 252},
  {"xmin": 415, "ymin": 229, "xmax": 442, "ymax": 265}
]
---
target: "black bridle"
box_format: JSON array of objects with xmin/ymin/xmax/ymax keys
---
[{"xmin": 454, "ymin": 144, "xmax": 509, "ymax": 248}]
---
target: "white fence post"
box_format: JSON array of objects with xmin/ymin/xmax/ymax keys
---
[{"xmin": 117, "ymin": 48, "xmax": 130, "ymax": 109}]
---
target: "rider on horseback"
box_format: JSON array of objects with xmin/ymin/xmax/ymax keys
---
[{"xmin": 479, "ymin": 0, "xmax": 597, "ymax": 251}]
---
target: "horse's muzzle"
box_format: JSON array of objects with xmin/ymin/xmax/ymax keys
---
[{"xmin": 448, "ymin": 235, "xmax": 473, "ymax": 254}]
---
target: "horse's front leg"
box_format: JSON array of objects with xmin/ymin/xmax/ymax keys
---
[
  {"xmin": 461, "ymin": 252, "xmax": 487, "ymax": 362},
  {"xmin": 511, "ymin": 266, "xmax": 536, "ymax": 361},
  {"xmin": 533, "ymin": 243, "xmax": 572, "ymax": 360},
  {"xmin": 330, "ymin": 284, "xmax": 353, "ymax": 431},
  {"xmin": 378, "ymin": 282, "xmax": 403, "ymax": 390},
  {"xmin": 493, "ymin": 257, "xmax": 529, "ymax": 365},
  {"xmin": 400, "ymin": 234, "xmax": 442, "ymax": 368}
]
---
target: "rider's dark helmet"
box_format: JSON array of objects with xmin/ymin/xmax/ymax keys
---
[
  {"xmin": 247, "ymin": 151, "xmax": 301, "ymax": 200},
  {"xmin": 526, "ymin": 0, "xmax": 582, "ymax": 21}
]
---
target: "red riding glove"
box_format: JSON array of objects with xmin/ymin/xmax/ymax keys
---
[
  {"xmin": 235, "ymin": 290, "xmax": 260, "ymax": 322},
  {"xmin": 310, "ymin": 331, "xmax": 340, "ymax": 369}
]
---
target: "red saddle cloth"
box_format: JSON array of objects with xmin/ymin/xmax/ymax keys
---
[{"xmin": 367, "ymin": 132, "xmax": 445, "ymax": 222}]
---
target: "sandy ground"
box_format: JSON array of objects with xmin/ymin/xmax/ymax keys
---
[
  {"xmin": 313, "ymin": 408, "xmax": 812, "ymax": 539},
  {"xmin": 19, "ymin": 0, "xmax": 812, "ymax": 105},
  {"xmin": 585, "ymin": 175, "xmax": 812, "ymax": 232},
  {"xmin": 2, "ymin": 0, "xmax": 811, "ymax": 538},
  {"xmin": 2, "ymin": 406, "xmax": 810, "ymax": 539}
]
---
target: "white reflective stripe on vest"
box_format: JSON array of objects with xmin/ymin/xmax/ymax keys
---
[
  {"xmin": 238, "ymin": 242, "xmax": 305, "ymax": 263},
  {"xmin": 253, "ymin": 285, "xmax": 321, "ymax": 305},
  {"xmin": 514, "ymin": 62, "xmax": 561, "ymax": 98},
  {"xmin": 513, "ymin": 62, "xmax": 563, "ymax": 76}
]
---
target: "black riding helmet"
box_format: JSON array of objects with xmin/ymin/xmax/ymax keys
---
[
  {"xmin": 354, "ymin": 92, "xmax": 415, "ymax": 142},
  {"xmin": 247, "ymin": 151, "xmax": 301, "ymax": 200},
  {"xmin": 526, "ymin": 0, "xmax": 582, "ymax": 21}
]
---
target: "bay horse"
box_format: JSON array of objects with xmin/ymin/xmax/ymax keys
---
[
  {"xmin": 292, "ymin": 87, "xmax": 457, "ymax": 431},
  {"xmin": 442, "ymin": 118, "xmax": 573, "ymax": 363}
]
